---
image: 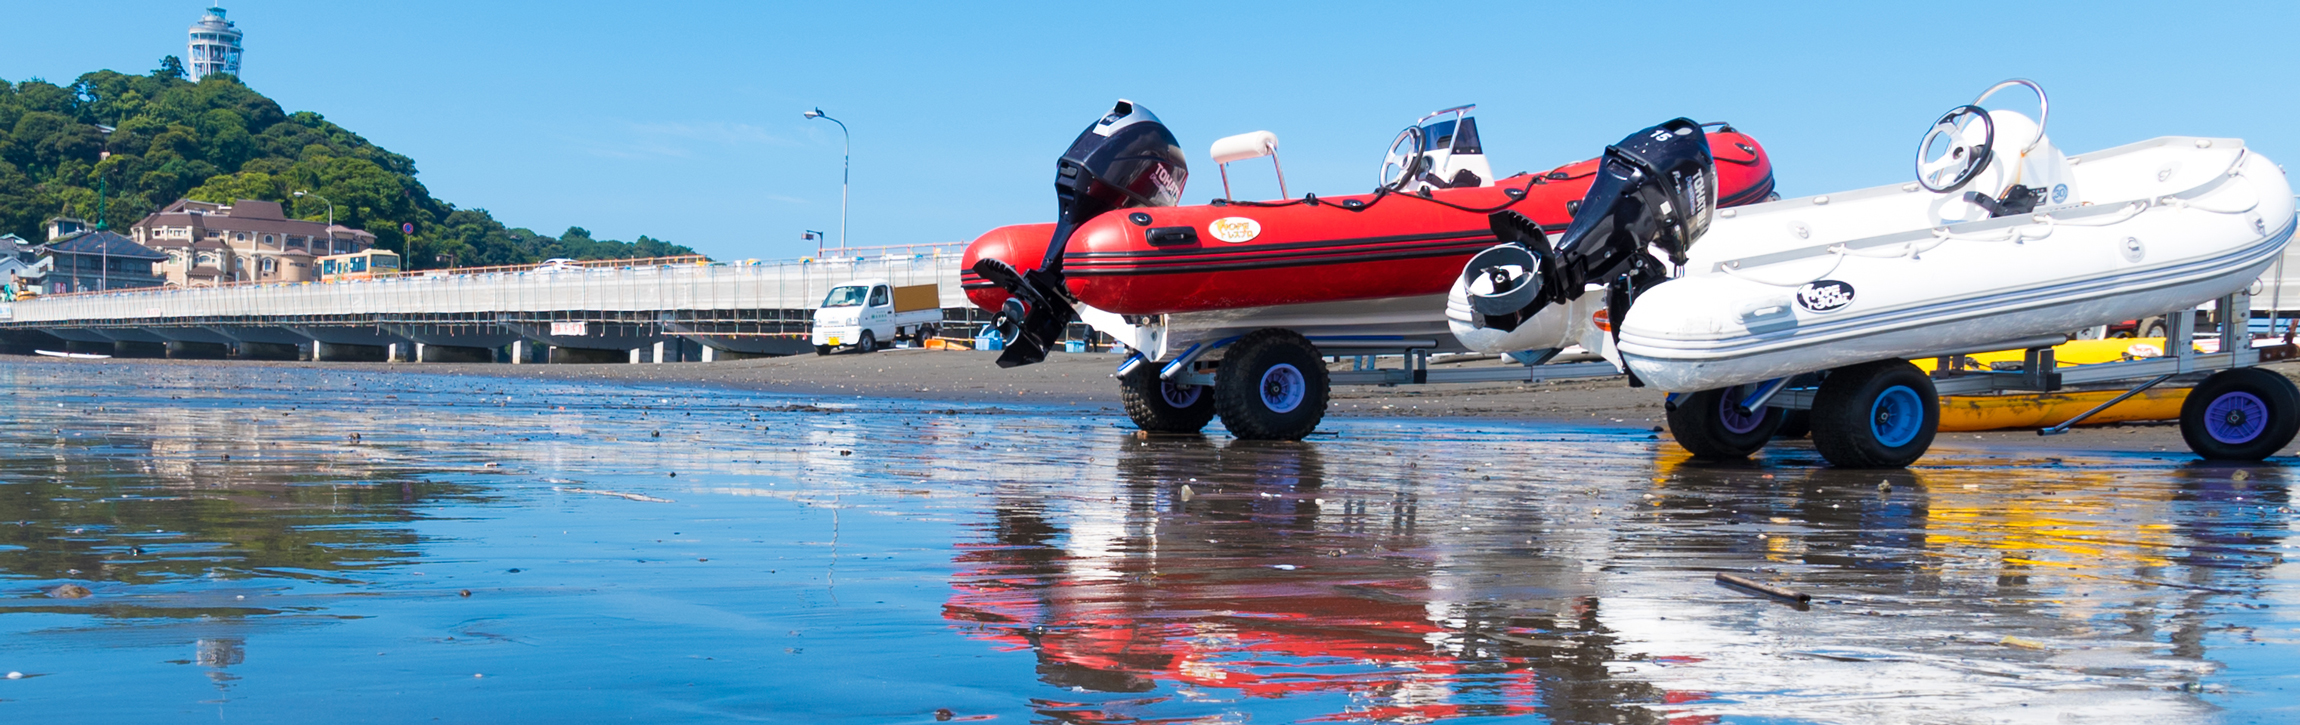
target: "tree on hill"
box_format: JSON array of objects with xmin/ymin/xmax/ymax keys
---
[{"xmin": 0, "ymin": 62, "xmax": 697, "ymax": 269}]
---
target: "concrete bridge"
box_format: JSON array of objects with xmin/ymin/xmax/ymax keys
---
[{"xmin": 0, "ymin": 250, "xmax": 972, "ymax": 363}]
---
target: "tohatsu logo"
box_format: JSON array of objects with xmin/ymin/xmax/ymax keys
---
[
  {"xmin": 1795, "ymin": 280, "xmax": 1856, "ymax": 313},
  {"xmin": 1208, "ymin": 217, "xmax": 1262, "ymax": 243}
]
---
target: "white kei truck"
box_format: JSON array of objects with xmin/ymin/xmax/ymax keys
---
[{"xmin": 809, "ymin": 280, "xmax": 942, "ymax": 355}]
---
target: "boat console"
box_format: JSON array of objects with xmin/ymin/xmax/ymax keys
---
[
  {"xmin": 1380, "ymin": 105, "xmax": 1497, "ymax": 193},
  {"xmin": 1917, "ymin": 80, "xmax": 2080, "ymax": 222}
]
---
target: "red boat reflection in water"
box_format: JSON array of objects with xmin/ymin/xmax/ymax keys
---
[{"xmin": 942, "ymin": 437, "xmax": 1719, "ymax": 724}]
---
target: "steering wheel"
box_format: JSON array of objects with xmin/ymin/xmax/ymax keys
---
[
  {"xmin": 1913, "ymin": 104, "xmax": 1994, "ymax": 193},
  {"xmin": 1378, "ymin": 126, "xmax": 1424, "ymax": 192},
  {"xmin": 1973, "ymin": 78, "xmax": 2049, "ymax": 155}
]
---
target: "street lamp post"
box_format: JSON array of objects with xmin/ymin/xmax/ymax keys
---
[
  {"xmin": 294, "ymin": 190, "xmax": 334, "ymax": 255},
  {"xmin": 803, "ymin": 108, "xmax": 849, "ymax": 252}
]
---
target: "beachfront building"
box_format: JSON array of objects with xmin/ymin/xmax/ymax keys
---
[
  {"xmin": 0, "ymin": 234, "xmax": 38, "ymax": 297},
  {"xmin": 37, "ymin": 230, "xmax": 168, "ymax": 294},
  {"xmin": 187, "ymin": 6, "xmax": 243, "ymax": 81},
  {"xmin": 131, "ymin": 198, "xmax": 374, "ymax": 286}
]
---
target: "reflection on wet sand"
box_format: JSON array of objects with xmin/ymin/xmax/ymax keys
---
[
  {"xmin": 947, "ymin": 435, "xmax": 1712, "ymax": 724},
  {"xmin": 0, "ymin": 401, "xmax": 488, "ymax": 614},
  {"xmin": 1605, "ymin": 449, "xmax": 2292, "ymax": 721},
  {"xmin": 948, "ymin": 434, "xmax": 2294, "ymax": 723}
]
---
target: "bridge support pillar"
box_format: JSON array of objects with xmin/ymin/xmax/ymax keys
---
[
  {"xmin": 700, "ymin": 346, "xmax": 715, "ymax": 363},
  {"xmin": 165, "ymin": 341, "xmax": 231, "ymax": 360},
  {"xmin": 420, "ymin": 345, "xmax": 493, "ymax": 363},
  {"xmin": 629, "ymin": 348, "xmax": 642, "ymax": 364},
  {"xmin": 511, "ymin": 340, "xmax": 526, "ymax": 365},
  {"xmin": 236, "ymin": 342, "xmax": 299, "ymax": 361},
  {"xmin": 653, "ymin": 341, "xmax": 666, "ymax": 363}
]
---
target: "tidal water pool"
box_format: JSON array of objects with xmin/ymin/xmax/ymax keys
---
[{"xmin": 0, "ymin": 360, "xmax": 2291, "ymax": 723}]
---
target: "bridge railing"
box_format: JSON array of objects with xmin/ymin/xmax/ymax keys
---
[{"xmin": 2, "ymin": 253, "xmax": 970, "ymax": 323}]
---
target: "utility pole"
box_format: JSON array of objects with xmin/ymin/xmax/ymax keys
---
[{"xmin": 803, "ymin": 108, "xmax": 850, "ymax": 250}]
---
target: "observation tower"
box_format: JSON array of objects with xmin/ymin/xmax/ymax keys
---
[{"xmin": 187, "ymin": 6, "xmax": 243, "ymax": 80}]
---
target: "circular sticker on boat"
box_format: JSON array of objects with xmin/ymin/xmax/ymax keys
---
[
  {"xmin": 1208, "ymin": 217, "xmax": 1261, "ymax": 243},
  {"xmin": 1795, "ymin": 280, "xmax": 1856, "ymax": 313}
]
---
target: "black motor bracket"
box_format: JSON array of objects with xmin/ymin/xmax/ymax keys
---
[{"xmin": 971, "ymin": 100, "xmax": 1189, "ymax": 368}]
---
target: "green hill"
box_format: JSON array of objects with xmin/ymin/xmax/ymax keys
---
[{"xmin": 0, "ymin": 59, "xmax": 697, "ymax": 269}]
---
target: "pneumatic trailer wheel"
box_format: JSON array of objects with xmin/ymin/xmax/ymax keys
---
[
  {"xmin": 1214, "ymin": 329, "xmax": 1329, "ymax": 440},
  {"xmin": 1811, "ymin": 359, "xmax": 1938, "ymax": 468},
  {"xmin": 1119, "ymin": 365, "xmax": 1215, "ymax": 434},
  {"xmin": 2179, "ymin": 368, "xmax": 2300, "ymax": 460},
  {"xmin": 1666, "ymin": 383, "xmax": 1785, "ymax": 459}
]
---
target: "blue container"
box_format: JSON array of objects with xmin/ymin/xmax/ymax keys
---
[{"xmin": 1064, "ymin": 340, "xmax": 1086, "ymax": 353}]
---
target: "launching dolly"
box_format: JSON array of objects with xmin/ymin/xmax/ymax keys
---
[
  {"xmin": 1667, "ymin": 292, "xmax": 2300, "ymax": 467},
  {"xmin": 1113, "ymin": 336, "xmax": 1621, "ymax": 438}
]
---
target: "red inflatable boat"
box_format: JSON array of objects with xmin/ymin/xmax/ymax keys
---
[
  {"xmin": 963, "ymin": 101, "xmax": 1778, "ymax": 441},
  {"xmin": 964, "ymin": 129, "xmax": 1773, "ymax": 317}
]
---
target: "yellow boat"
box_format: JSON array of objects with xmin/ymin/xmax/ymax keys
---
[{"xmin": 1915, "ymin": 337, "xmax": 2193, "ymax": 431}]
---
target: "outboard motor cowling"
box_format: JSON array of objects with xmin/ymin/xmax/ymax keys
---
[
  {"xmin": 1465, "ymin": 118, "xmax": 1715, "ymax": 316},
  {"xmin": 1458, "ymin": 118, "xmax": 1716, "ymax": 384},
  {"xmin": 973, "ymin": 100, "xmax": 1188, "ymax": 368}
]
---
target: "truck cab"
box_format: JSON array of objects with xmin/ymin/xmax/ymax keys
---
[{"xmin": 810, "ymin": 278, "xmax": 942, "ymax": 355}]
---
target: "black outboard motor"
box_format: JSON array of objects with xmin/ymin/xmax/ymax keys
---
[
  {"xmin": 1463, "ymin": 118, "xmax": 1716, "ymax": 379},
  {"xmin": 971, "ymin": 100, "xmax": 1188, "ymax": 368}
]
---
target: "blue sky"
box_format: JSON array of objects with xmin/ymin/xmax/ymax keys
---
[{"xmin": 6, "ymin": 1, "xmax": 2297, "ymax": 261}]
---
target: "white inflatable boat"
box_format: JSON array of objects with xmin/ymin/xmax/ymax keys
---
[
  {"xmin": 1615, "ymin": 81, "xmax": 2294, "ymax": 391},
  {"xmin": 1448, "ymin": 80, "xmax": 2300, "ymax": 468}
]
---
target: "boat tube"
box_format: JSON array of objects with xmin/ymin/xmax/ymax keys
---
[{"xmin": 965, "ymin": 103, "xmax": 1776, "ymax": 369}]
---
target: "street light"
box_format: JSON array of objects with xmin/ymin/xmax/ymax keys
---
[
  {"xmin": 803, "ymin": 107, "xmax": 849, "ymax": 253},
  {"xmin": 294, "ymin": 190, "xmax": 334, "ymax": 255}
]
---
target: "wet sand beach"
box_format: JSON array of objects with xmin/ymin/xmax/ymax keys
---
[
  {"xmin": 15, "ymin": 350, "xmax": 2293, "ymax": 456},
  {"xmin": 0, "ymin": 358, "xmax": 2291, "ymax": 723}
]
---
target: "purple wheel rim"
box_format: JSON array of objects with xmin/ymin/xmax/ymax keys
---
[
  {"xmin": 2205, "ymin": 391, "xmax": 2268, "ymax": 445},
  {"xmin": 1161, "ymin": 382, "xmax": 1203, "ymax": 409},
  {"xmin": 1718, "ymin": 386, "xmax": 1764, "ymax": 435}
]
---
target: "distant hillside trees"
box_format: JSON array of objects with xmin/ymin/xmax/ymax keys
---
[{"xmin": 0, "ymin": 60, "xmax": 697, "ymax": 269}]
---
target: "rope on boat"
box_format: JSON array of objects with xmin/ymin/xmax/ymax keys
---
[{"xmin": 1716, "ymin": 200, "xmax": 2152, "ymax": 288}]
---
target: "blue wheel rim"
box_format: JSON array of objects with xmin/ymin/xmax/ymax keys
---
[
  {"xmin": 2205, "ymin": 391, "xmax": 2268, "ymax": 445},
  {"xmin": 1870, "ymin": 385, "xmax": 1923, "ymax": 448},
  {"xmin": 1260, "ymin": 363, "xmax": 1305, "ymax": 414},
  {"xmin": 1718, "ymin": 385, "xmax": 1764, "ymax": 435}
]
